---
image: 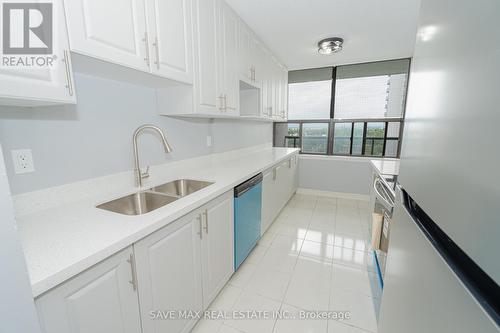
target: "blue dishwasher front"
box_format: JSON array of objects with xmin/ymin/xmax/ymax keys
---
[{"xmin": 234, "ymin": 173, "xmax": 263, "ymax": 270}]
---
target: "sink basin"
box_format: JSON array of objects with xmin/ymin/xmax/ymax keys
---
[
  {"xmin": 96, "ymin": 191, "xmax": 178, "ymax": 216},
  {"xmin": 150, "ymin": 179, "xmax": 214, "ymax": 197}
]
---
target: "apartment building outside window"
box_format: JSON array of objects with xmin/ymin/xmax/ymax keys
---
[{"xmin": 274, "ymin": 58, "xmax": 410, "ymax": 158}]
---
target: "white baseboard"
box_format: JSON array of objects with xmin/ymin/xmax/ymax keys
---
[{"xmin": 297, "ymin": 188, "xmax": 370, "ymax": 202}]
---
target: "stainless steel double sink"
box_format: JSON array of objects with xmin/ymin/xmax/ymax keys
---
[{"xmin": 96, "ymin": 179, "xmax": 214, "ymax": 216}]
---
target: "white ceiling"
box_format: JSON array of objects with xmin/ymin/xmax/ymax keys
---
[{"xmin": 226, "ymin": 0, "xmax": 422, "ymax": 70}]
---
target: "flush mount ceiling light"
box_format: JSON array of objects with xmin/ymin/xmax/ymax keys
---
[{"xmin": 317, "ymin": 37, "xmax": 344, "ymax": 55}]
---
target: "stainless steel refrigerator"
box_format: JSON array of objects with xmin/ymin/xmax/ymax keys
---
[{"xmin": 378, "ymin": 0, "xmax": 500, "ymax": 332}]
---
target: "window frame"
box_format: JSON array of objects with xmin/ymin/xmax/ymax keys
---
[
  {"xmin": 276, "ymin": 58, "xmax": 410, "ymax": 158},
  {"xmin": 276, "ymin": 118, "xmax": 404, "ymax": 157}
]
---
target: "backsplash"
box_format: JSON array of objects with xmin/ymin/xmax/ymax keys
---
[{"xmin": 0, "ymin": 73, "xmax": 272, "ymax": 195}]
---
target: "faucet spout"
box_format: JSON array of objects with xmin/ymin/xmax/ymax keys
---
[{"xmin": 133, "ymin": 124, "xmax": 172, "ymax": 188}]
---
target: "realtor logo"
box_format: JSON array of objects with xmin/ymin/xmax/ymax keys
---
[{"xmin": 2, "ymin": 2, "xmax": 53, "ymax": 54}]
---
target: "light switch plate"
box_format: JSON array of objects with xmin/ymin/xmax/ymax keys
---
[
  {"xmin": 206, "ymin": 135, "xmax": 213, "ymax": 147},
  {"xmin": 11, "ymin": 149, "xmax": 35, "ymax": 174}
]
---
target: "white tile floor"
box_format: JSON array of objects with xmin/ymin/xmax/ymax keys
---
[{"xmin": 192, "ymin": 193, "xmax": 381, "ymax": 333}]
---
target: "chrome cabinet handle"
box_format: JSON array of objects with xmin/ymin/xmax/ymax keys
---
[
  {"xmin": 203, "ymin": 210, "xmax": 208, "ymax": 233},
  {"xmin": 153, "ymin": 36, "xmax": 160, "ymax": 69},
  {"xmin": 273, "ymin": 168, "xmax": 277, "ymax": 180},
  {"xmin": 219, "ymin": 94, "xmax": 225, "ymax": 112},
  {"xmin": 197, "ymin": 214, "xmax": 203, "ymax": 239},
  {"xmin": 127, "ymin": 253, "xmax": 138, "ymax": 291},
  {"xmin": 62, "ymin": 50, "xmax": 73, "ymax": 96},
  {"xmin": 288, "ymin": 159, "xmax": 292, "ymax": 168},
  {"xmin": 143, "ymin": 32, "xmax": 150, "ymax": 66},
  {"xmin": 224, "ymin": 94, "xmax": 228, "ymax": 111}
]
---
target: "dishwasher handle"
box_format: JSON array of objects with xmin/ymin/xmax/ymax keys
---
[{"xmin": 234, "ymin": 173, "xmax": 263, "ymax": 197}]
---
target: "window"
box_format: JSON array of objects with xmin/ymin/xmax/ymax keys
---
[
  {"xmin": 333, "ymin": 123, "xmax": 351, "ymax": 155},
  {"xmin": 334, "ymin": 59, "xmax": 409, "ymax": 119},
  {"xmin": 274, "ymin": 59, "xmax": 409, "ymax": 158},
  {"xmin": 302, "ymin": 123, "xmax": 329, "ymax": 154},
  {"xmin": 288, "ymin": 67, "xmax": 332, "ymax": 120},
  {"xmin": 284, "ymin": 123, "xmax": 300, "ymax": 147}
]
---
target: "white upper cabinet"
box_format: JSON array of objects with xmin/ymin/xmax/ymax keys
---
[
  {"xmin": 219, "ymin": 1, "xmax": 239, "ymax": 115},
  {"xmin": 0, "ymin": 0, "xmax": 76, "ymax": 106},
  {"xmin": 145, "ymin": 0, "xmax": 193, "ymax": 83},
  {"xmin": 238, "ymin": 21, "xmax": 255, "ymax": 84},
  {"xmin": 190, "ymin": 0, "xmax": 239, "ymax": 117},
  {"xmin": 192, "ymin": 0, "xmax": 222, "ymax": 114},
  {"xmin": 264, "ymin": 52, "xmax": 276, "ymax": 118},
  {"xmin": 64, "ymin": 0, "xmax": 149, "ymax": 72},
  {"xmin": 276, "ymin": 63, "xmax": 288, "ymax": 120},
  {"xmin": 36, "ymin": 247, "xmax": 142, "ymax": 333},
  {"xmin": 281, "ymin": 65, "xmax": 289, "ymax": 120},
  {"xmin": 64, "ymin": 0, "xmax": 193, "ymax": 84}
]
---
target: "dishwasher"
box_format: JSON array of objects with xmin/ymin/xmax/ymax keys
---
[{"xmin": 234, "ymin": 173, "xmax": 263, "ymax": 270}]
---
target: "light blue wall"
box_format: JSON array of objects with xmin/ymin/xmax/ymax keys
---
[
  {"xmin": 0, "ymin": 73, "xmax": 272, "ymax": 194},
  {"xmin": 298, "ymin": 156, "xmax": 372, "ymax": 195},
  {"xmin": 0, "ymin": 145, "xmax": 41, "ymax": 333}
]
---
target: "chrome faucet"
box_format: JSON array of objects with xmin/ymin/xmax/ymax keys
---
[{"xmin": 133, "ymin": 124, "xmax": 172, "ymax": 187}]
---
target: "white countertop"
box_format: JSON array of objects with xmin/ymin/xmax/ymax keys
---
[
  {"xmin": 370, "ymin": 159, "xmax": 400, "ymax": 176},
  {"xmin": 16, "ymin": 146, "xmax": 299, "ymax": 297}
]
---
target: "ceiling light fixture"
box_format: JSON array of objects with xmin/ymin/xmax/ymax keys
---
[{"xmin": 317, "ymin": 37, "xmax": 344, "ymax": 55}]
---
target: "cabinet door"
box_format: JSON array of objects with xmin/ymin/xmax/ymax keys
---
[
  {"xmin": 276, "ymin": 162, "xmax": 289, "ymax": 209},
  {"xmin": 0, "ymin": 0, "xmax": 76, "ymax": 105},
  {"xmin": 254, "ymin": 43, "xmax": 269, "ymax": 118},
  {"xmin": 261, "ymin": 169, "xmax": 274, "ymax": 234},
  {"xmin": 219, "ymin": 1, "xmax": 239, "ymax": 115},
  {"xmin": 283, "ymin": 157, "xmax": 294, "ymax": 198},
  {"xmin": 134, "ymin": 213, "xmax": 202, "ymax": 333},
  {"xmin": 200, "ymin": 192, "xmax": 234, "ymax": 308},
  {"xmin": 36, "ymin": 247, "xmax": 141, "ymax": 333},
  {"xmin": 265, "ymin": 55, "xmax": 276, "ymax": 118},
  {"xmin": 64, "ymin": 0, "xmax": 149, "ymax": 72},
  {"xmin": 272, "ymin": 59, "xmax": 281, "ymax": 120},
  {"xmin": 192, "ymin": 0, "xmax": 222, "ymax": 114},
  {"xmin": 238, "ymin": 21, "xmax": 253, "ymax": 82},
  {"xmin": 292, "ymin": 155, "xmax": 299, "ymax": 194},
  {"xmin": 275, "ymin": 64, "xmax": 288, "ymax": 120},
  {"xmin": 146, "ymin": 0, "xmax": 193, "ymax": 83},
  {"xmin": 281, "ymin": 66, "xmax": 289, "ymax": 120}
]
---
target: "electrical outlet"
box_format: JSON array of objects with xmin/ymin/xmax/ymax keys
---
[
  {"xmin": 11, "ymin": 149, "xmax": 35, "ymax": 174},
  {"xmin": 206, "ymin": 135, "xmax": 213, "ymax": 147}
]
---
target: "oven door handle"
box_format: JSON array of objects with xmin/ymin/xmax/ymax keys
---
[{"xmin": 374, "ymin": 178, "xmax": 395, "ymax": 211}]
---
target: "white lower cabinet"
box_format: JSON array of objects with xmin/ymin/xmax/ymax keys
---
[
  {"xmin": 134, "ymin": 210, "xmax": 203, "ymax": 333},
  {"xmin": 35, "ymin": 247, "xmax": 142, "ymax": 333},
  {"xmin": 200, "ymin": 192, "xmax": 234, "ymax": 307},
  {"xmin": 261, "ymin": 169, "xmax": 275, "ymax": 233},
  {"xmin": 261, "ymin": 154, "xmax": 299, "ymax": 233},
  {"xmin": 36, "ymin": 191, "xmax": 234, "ymax": 333},
  {"xmin": 133, "ymin": 191, "xmax": 233, "ymax": 333}
]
